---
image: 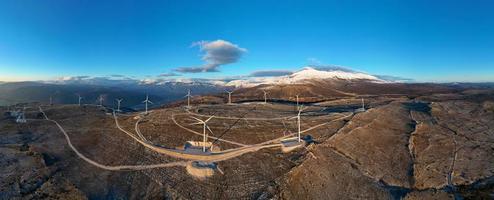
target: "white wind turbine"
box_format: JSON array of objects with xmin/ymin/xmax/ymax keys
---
[
  {"xmin": 290, "ymin": 105, "xmax": 307, "ymax": 142},
  {"xmin": 295, "ymin": 94, "xmax": 300, "ymax": 109},
  {"xmin": 262, "ymin": 90, "xmax": 268, "ymax": 104},
  {"xmin": 361, "ymin": 98, "xmax": 365, "ymax": 110},
  {"xmin": 77, "ymin": 94, "xmax": 83, "ymax": 106},
  {"xmin": 142, "ymin": 94, "xmax": 153, "ymax": 114},
  {"xmin": 355, "ymin": 97, "xmax": 366, "ymax": 112},
  {"xmin": 98, "ymin": 95, "xmax": 104, "ymax": 107},
  {"xmin": 226, "ymin": 90, "xmax": 233, "ymax": 104},
  {"xmin": 184, "ymin": 89, "xmax": 192, "ymax": 108},
  {"xmin": 115, "ymin": 98, "xmax": 123, "ymax": 112},
  {"xmin": 190, "ymin": 116, "xmax": 214, "ymax": 152}
]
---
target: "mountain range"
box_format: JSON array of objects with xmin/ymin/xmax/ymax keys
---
[{"xmin": 1, "ymin": 67, "xmax": 492, "ymax": 107}]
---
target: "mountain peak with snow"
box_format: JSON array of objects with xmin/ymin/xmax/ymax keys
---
[
  {"xmin": 286, "ymin": 66, "xmax": 379, "ymax": 82},
  {"xmin": 225, "ymin": 66, "xmax": 382, "ymax": 88},
  {"xmin": 46, "ymin": 66, "xmax": 386, "ymax": 89}
]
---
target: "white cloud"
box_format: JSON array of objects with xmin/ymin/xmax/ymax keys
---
[
  {"xmin": 159, "ymin": 72, "xmax": 180, "ymax": 77},
  {"xmin": 176, "ymin": 40, "xmax": 247, "ymax": 73}
]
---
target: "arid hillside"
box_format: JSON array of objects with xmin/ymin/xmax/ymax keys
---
[{"xmin": 1, "ymin": 88, "xmax": 493, "ymax": 199}]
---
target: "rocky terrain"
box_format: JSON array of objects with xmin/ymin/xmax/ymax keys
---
[
  {"xmin": 276, "ymin": 94, "xmax": 494, "ymax": 199},
  {"xmin": 1, "ymin": 88, "xmax": 493, "ymax": 199}
]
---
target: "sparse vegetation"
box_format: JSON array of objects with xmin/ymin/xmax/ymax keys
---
[
  {"xmin": 1, "ymin": 89, "xmax": 493, "ymax": 199},
  {"xmin": 483, "ymin": 101, "xmax": 494, "ymax": 112}
]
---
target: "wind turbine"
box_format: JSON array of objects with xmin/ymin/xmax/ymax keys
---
[
  {"xmin": 295, "ymin": 94, "xmax": 299, "ymax": 109},
  {"xmin": 290, "ymin": 106, "xmax": 307, "ymax": 142},
  {"xmin": 226, "ymin": 90, "xmax": 233, "ymax": 104},
  {"xmin": 361, "ymin": 98, "xmax": 365, "ymax": 111},
  {"xmin": 115, "ymin": 98, "xmax": 123, "ymax": 112},
  {"xmin": 49, "ymin": 96, "xmax": 53, "ymax": 106},
  {"xmin": 190, "ymin": 116, "xmax": 214, "ymax": 152},
  {"xmin": 184, "ymin": 89, "xmax": 192, "ymax": 108},
  {"xmin": 142, "ymin": 94, "xmax": 153, "ymax": 114},
  {"xmin": 98, "ymin": 95, "xmax": 104, "ymax": 107},
  {"xmin": 77, "ymin": 94, "xmax": 83, "ymax": 106},
  {"xmin": 262, "ymin": 90, "xmax": 268, "ymax": 104}
]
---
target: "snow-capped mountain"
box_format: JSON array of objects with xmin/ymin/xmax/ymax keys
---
[
  {"xmin": 46, "ymin": 66, "xmax": 383, "ymax": 89},
  {"xmin": 225, "ymin": 67, "xmax": 382, "ymax": 88}
]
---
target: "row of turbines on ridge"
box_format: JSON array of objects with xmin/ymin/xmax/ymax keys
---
[{"xmin": 15, "ymin": 90, "xmax": 365, "ymax": 151}]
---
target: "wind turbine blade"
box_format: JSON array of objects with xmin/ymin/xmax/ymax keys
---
[
  {"xmin": 190, "ymin": 116, "xmax": 204, "ymax": 123},
  {"xmin": 205, "ymin": 115, "xmax": 214, "ymax": 123},
  {"xmin": 148, "ymin": 100, "xmax": 153, "ymax": 104},
  {"xmin": 206, "ymin": 125, "xmax": 213, "ymax": 135},
  {"xmin": 189, "ymin": 122, "xmax": 203, "ymax": 125}
]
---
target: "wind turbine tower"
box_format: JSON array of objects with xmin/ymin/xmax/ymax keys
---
[
  {"xmin": 361, "ymin": 98, "xmax": 365, "ymax": 111},
  {"xmin": 142, "ymin": 94, "xmax": 153, "ymax": 114},
  {"xmin": 291, "ymin": 106, "xmax": 307, "ymax": 142},
  {"xmin": 77, "ymin": 95, "xmax": 83, "ymax": 106},
  {"xmin": 98, "ymin": 95, "xmax": 104, "ymax": 107},
  {"xmin": 184, "ymin": 89, "xmax": 192, "ymax": 108},
  {"xmin": 191, "ymin": 116, "xmax": 214, "ymax": 152},
  {"xmin": 263, "ymin": 90, "xmax": 268, "ymax": 104},
  {"xmin": 49, "ymin": 96, "xmax": 53, "ymax": 106},
  {"xmin": 116, "ymin": 98, "xmax": 123, "ymax": 112},
  {"xmin": 226, "ymin": 90, "xmax": 233, "ymax": 104},
  {"xmin": 295, "ymin": 94, "xmax": 299, "ymax": 109}
]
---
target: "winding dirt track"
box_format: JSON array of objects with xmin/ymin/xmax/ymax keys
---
[
  {"xmin": 134, "ymin": 118, "xmax": 150, "ymax": 142},
  {"xmin": 37, "ymin": 106, "xmax": 187, "ymax": 171},
  {"xmin": 185, "ymin": 108, "xmax": 294, "ymax": 121},
  {"xmin": 114, "ymin": 112, "xmax": 285, "ymax": 162},
  {"xmin": 118, "ymin": 106, "xmax": 354, "ymax": 162},
  {"xmin": 36, "ymin": 104, "xmax": 353, "ymax": 170}
]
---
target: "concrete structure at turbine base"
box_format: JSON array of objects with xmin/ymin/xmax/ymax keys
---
[
  {"xmin": 280, "ymin": 137, "xmax": 306, "ymax": 153},
  {"xmin": 183, "ymin": 141, "xmax": 221, "ymax": 153},
  {"xmin": 186, "ymin": 161, "xmax": 217, "ymax": 179}
]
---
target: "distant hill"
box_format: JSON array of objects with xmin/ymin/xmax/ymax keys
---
[
  {"xmin": 0, "ymin": 81, "xmax": 227, "ymax": 108},
  {"xmin": 1, "ymin": 67, "xmax": 492, "ymax": 107}
]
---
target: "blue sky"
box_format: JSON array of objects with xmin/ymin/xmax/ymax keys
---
[{"xmin": 0, "ymin": 0, "xmax": 493, "ymax": 82}]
